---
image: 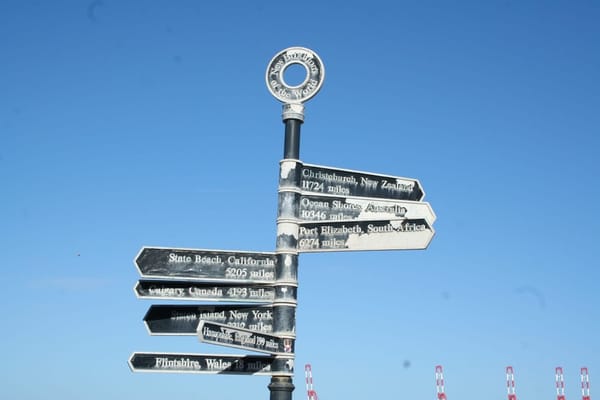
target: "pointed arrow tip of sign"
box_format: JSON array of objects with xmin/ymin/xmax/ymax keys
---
[{"xmin": 127, "ymin": 353, "xmax": 136, "ymax": 372}]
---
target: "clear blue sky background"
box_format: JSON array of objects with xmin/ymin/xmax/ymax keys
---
[{"xmin": 1, "ymin": 1, "xmax": 599, "ymax": 399}]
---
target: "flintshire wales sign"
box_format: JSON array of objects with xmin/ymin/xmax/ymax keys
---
[
  {"xmin": 129, "ymin": 46, "xmax": 436, "ymax": 400},
  {"xmin": 129, "ymin": 352, "xmax": 287, "ymax": 376}
]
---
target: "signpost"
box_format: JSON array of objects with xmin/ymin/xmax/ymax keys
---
[
  {"xmin": 300, "ymin": 163, "xmax": 424, "ymax": 201},
  {"xmin": 135, "ymin": 280, "xmax": 275, "ymax": 302},
  {"xmin": 144, "ymin": 304, "xmax": 273, "ymax": 335},
  {"xmin": 198, "ymin": 321, "xmax": 295, "ymax": 355},
  {"xmin": 128, "ymin": 352, "xmax": 290, "ymax": 376},
  {"xmin": 299, "ymin": 194, "xmax": 436, "ymax": 223},
  {"xmin": 298, "ymin": 218, "xmax": 434, "ymax": 252},
  {"xmin": 135, "ymin": 247, "xmax": 276, "ymax": 283},
  {"xmin": 130, "ymin": 46, "xmax": 436, "ymax": 400}
]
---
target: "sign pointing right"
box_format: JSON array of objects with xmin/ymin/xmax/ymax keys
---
[
  {"xmin": 299, "ymin": 194, "xmax": 436, "ymax": 224},
  {"xmin": 198, "ymin": 321, "xmax": 294, "ymax": 356},
  {"xmin": 300, "ymin": 163, "xmax": 425, "ymax": 201},
  {"xmin": 298, "ymin": 218, "xmax": 434, "ymax": 252}
]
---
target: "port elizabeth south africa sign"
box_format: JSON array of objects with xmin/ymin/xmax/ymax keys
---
[
  {"xmin": 129, "ymin": 46, "xmax": 436, "ymax": 400},
  {"xmin": 298, "ymin": 218, "xmax": 434, "ymax": 252}
]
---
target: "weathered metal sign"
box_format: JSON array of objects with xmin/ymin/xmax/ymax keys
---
[
  {"xmin": 300, "ymin": 163, "xmax": 424, "ymax": 201},
  {"xmin": 134, "ymin": 247, "xmax": 276, "ymax": 283},
  {"xmin": 299, "ymin": 194, "xmax": 436, "ymax": 224},
  {"xmin": 144, "ymin": 304, "xmax": 274, "ymax": 335},
  {"xmin": 128, "ymin": 352, "xmax": 292, "ymax": 376},
  {"xmin": 266, "ymin": 47, "xmax": 325, "ymax": 104},
  {"xmin": 298, "ymin": 218, "xmax": 434, "ymax": 252},
  {"xmin": 134, "ymin": 280, "xmax": 275, "ymax": 303},
  {"xmin": 198, "ymin": 321, "xmax": 295, "ymax": 356}
]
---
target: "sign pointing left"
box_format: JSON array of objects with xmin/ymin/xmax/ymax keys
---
[
  {"xmin": 134, "ymin": 280, "xmax": 275, "ymax": 302},
  {"xmin": 144, "ymin": 304, "xmax": 274, "ymax": 335},
  {"xmin": 128, "ymin": 352, "xmax": 292, "ymax": 376},
  {"xmin": 134, "ymin": 247, "xmax": 276, "ymax": 283}
]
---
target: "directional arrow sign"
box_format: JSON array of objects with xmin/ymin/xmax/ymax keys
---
[
  {"xmin": 300, "ymin": 163, "xmax": 424, "ymax": 201},
  {"xmin": 299, "ymin": 194, "xmax": 436, "ymax": 224},
  {"xmin": 128, "ymin": 352, "xmax": 292, "ymax": 376},
  {"xmin": 144, "ymin": 304, "xmax": 274, "ymax": 335},
  {"xmin": 298, "ymin": 218, "xmax": 434, "ymax": 252},
  {"xmin": 134, "ymin": 280, "xmax": 275, "ymax": 303},
  {"xmin": 198, "ymin": 321, "xmax": 294, "ymax": 356},
  {"xmin": 134, "ymin": 247, "xmax": 276, "ymax": 283}
]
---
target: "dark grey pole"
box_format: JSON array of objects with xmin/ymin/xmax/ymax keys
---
[
  {"xmin": 265, "ymin": 46, "xmax": 325, "ymax": 400},
  {"xmin": 270, "ymin": 103, "xmax": 304, "ymax": 400},
  {"xmin": 284, "ymin": 118, "xmax": 301, "ymax": 159}
]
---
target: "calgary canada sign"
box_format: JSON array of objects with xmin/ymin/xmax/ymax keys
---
[{"xmin": 129, "ymin": 47, "xmax": 436, "ymax": 400}]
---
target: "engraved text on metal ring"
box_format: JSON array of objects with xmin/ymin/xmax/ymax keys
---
[{"xmin": 266, "ymin": 47, "xmax": 325, "ymax": 104}]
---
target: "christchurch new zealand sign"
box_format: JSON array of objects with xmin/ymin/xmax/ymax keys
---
[
  {"xmin": 300, "ymin": 163, "xmax": 424, "ymax": 201},
  {"xmin": 135, "ymin": 247, "xmax": 276, "ymax": 283}
]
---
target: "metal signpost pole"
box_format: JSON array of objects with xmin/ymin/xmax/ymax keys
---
[
  {"xmin": 270, "ymin": 104, "xmax": 302, "ymax": 400},
  {"xmin": 266, "ymin": 47, "xmax": 325, "ymax": 400},
  {"xmin": 130, "ymin": 46, "xmax": 435, "ymax": 399}
]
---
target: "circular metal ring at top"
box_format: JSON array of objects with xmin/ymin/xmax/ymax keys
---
[{"xmin": 266, "ymin": 47, "xmax": 325, "ymax": 104}]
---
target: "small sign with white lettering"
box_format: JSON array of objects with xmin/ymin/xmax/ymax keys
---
[
  {"xmin": 198, "ymin": 321, "xmax": 295, "ymax": 355},
  {"xmin": 298, "ymin": 218, "xmax": 434, "ymax": 252},
  {"xmin": 144, "ymin": 304, "xmax": 274, "ymax": 335},
  {"xmin": 298, "ymin": 194, "xmax": 436, "ymax": 224},
  {"xmin": 134, "ymin": 247, "xmax": 276, "ymax": 283},
  {"xmin": 134, "ymin": 280, "xmax": 275, "ymax": 303},
  {"xmin": 300, "ymin": 163, "xmax": 424, "ymax": 201},
  {"xmin": 128, "ymin": 352, "xmax": 292, "ymax": 376}
]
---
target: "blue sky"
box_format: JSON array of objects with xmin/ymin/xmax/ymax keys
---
[{"xmin": 1, "ymin": 1, "xmax": 599, "ymax": 399}]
